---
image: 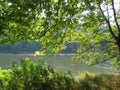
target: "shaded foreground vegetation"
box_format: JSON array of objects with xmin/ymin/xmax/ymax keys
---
[{"xmin": 0, "ymin": 58, "xmax": 120, "ymax": 90}]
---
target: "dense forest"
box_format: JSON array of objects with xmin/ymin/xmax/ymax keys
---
[{"xmin": 0, "ymin": 42, "xmax": 79, "ymax": 54}]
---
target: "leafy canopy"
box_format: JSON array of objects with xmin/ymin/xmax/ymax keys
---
[{"xmin": 0, "ymin": 0, "xmax": 120, "ymax": 66}]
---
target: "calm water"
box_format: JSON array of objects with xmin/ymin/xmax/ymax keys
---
[{"xmin": 0, "ymin": 54, "xmax": 119, "ymax": 76}]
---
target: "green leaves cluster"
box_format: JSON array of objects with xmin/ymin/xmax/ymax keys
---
[{"xmin": 1, "ymin": 0, "xmax": 120, "ymax": 66}]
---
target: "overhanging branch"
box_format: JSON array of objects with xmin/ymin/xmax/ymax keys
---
[
  {"xmin": 111, "ymin": 0, "xmax": 120, "ymax": 33},
  {"xmin": 97, "ymin": 4, "xmax": 117, "ymax": 40},
  {"xmin": 79, "ymin": 40, "xmax": 116, "ymax": 55},
  {"xmin": 96, "ymin": 53, "xmax": 119, "ymax": 64}
]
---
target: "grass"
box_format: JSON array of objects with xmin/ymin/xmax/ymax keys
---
[{"xmin": 75, "ymin": 72, "xmax": 120, "ymax": 90}]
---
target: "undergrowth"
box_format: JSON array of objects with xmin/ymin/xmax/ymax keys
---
[{"xmin": 0, "ymin": 58, "xmax": 120, "ymax": 90}]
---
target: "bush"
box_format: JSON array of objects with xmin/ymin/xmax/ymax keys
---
[
  {"xmin": 2, "ymin": 58, "xmax": 76, "ymax": 90},
  {"xmin": 76, "ymin": 72, "xmax": 120, "ymax": 90},
  {"xmin": 0, "ymin": 69, "xmax": 12, "ymax": 89}
]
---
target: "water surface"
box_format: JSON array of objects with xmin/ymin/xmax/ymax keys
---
[{"xmin": 0, "ymin": 54, "xmax": 119, "ymax": 76}]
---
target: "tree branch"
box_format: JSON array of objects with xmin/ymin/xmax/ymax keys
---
[
  {"xmin": 96, "ymin": 53, "xmax": 119, "ymax": 64},
  {"xmin": 106, "ymin": 0, "xmax": 110, "ymax": 21},
  {"xmin": 111, "ymin": 0, "xmax": 120, "ymax": 33},
  {"xmin": 79, "ymin": 40, "xmax": 115, "ymax": 55},
  {"xmin": 97, "ymin": 4, "xmax": 117, "ymax": 40}
]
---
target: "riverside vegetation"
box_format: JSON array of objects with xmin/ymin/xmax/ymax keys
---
[
  {"xmin": 1, "ymin": 0, "xmax": 120, "ymax": 89},
  {"xmin": 0, "ymin": 58, "xmax": 120, "ymax": 90}
]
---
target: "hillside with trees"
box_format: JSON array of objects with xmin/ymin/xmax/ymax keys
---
[{"xmin": 0, "ymin": 42, "xmax": 79, "ymax": 54}]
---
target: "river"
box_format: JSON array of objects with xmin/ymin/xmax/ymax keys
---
[{"xmin": 0, "ymin": 54, "xmax": 119, "ymax": 76}]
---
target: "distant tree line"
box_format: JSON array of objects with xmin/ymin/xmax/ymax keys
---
[
  {"xmin": 0, "ymin": 42, "xmax": 79, "ymax": 54},
  {"xmin": 0, "ymin": 42, "xmax": 41, "ymax": 54}
]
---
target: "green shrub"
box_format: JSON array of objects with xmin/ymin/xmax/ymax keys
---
[
  {"xmin": 0, "ymin": 69, "xmax": 12, "ymax": 89},
  {"xmin": 75, "ymin": 73, "xmax": 102, "ymax": 90},
  {"xmin": 5, "ymin": 57, "xmax": 76, "ymax": 90},
  {"xmin": 76, "ymin": 72, "xmax": 120, "ymax": 90}
]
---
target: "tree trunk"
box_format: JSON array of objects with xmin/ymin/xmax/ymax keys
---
[{"xmin": 117, "ymin": 33, "xmax": 120, "ymax": 54}]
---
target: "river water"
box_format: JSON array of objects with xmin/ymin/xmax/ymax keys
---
[{"xmin": 0, "ymin": 54, "xmax": 119, "ymax": 76}]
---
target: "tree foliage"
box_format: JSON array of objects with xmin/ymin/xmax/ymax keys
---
[{"xmin": 0, "ymin": 0, "xmax": 120, "ymax": 66}]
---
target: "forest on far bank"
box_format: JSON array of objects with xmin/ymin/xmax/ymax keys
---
[{"xmin": 0, "ymin": 42, "xmax": 79, "ymax": 54}]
